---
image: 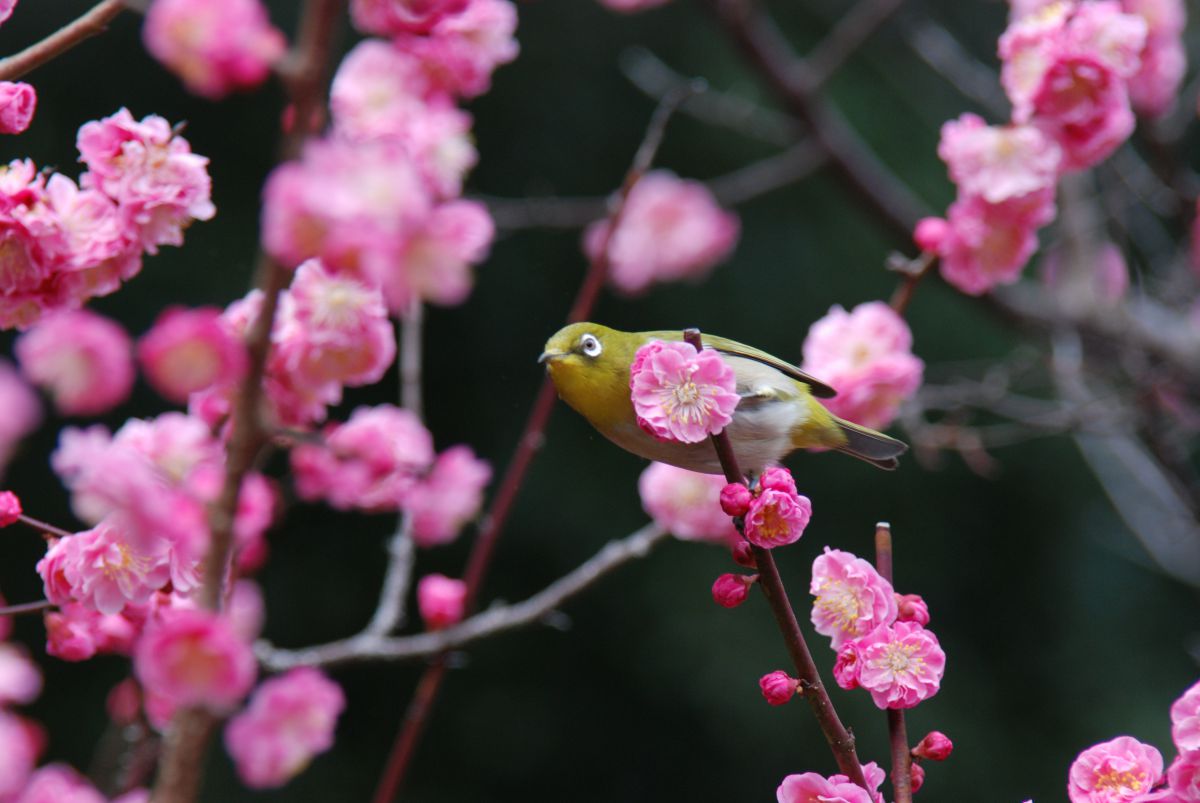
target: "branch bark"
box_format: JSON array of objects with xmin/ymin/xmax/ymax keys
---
[{"xmin": 0, "ymin": 0, "xmax": 128, "ymax": 81}]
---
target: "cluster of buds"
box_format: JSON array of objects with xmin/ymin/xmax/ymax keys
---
[{"xmin": 719, "ymin": 467, "xmax": 812, "ymax": 550}]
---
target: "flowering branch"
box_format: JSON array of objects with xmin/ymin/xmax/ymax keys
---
[
  {"xmin": 874, "ymin": 523, "xmax": 913, "ymax": 803},
  {"xmin": 0, "ymin": 0, "xmax": 130, "ymax": 81},
  {"xmin": 680, "ymin": 328, "xmax": 870, "ymax": 790},
  {"xmin": 257, "ymin": 523, "xmax": 669, "ymax": 670}
]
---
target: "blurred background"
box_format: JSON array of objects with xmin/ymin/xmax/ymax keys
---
[{"xmin": 0, "ymin": 0, "xmax": 1198, "ymax": 800}]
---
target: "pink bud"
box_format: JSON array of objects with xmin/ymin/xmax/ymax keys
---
[
  {"xmin": 731, "ymin": 540, "xmax": 757, "ymax": 569},
  {"xmin": 913, "ymin": 731, "xmax": 953, "ymax": 762},
  {"xmin": 910, "ymin": 761, "xmax": 926, "ymax": 792},
  {"xmin": 896, "ymin": 593, "xmax": 931, "ymax": 625},
  {"xmin": 711, "ymin": 573, "xmax": 755, "ymax": 608},
  {"xmin": 416, "ymin": 574, "xmax": 466, "ymax": 630},
  {"xmin": 759, "ymin": 670, "xmax": 799, "ymax": 706},
  {"xmin": 0, "ymin": 491, "xmax": 20, "ymax": 527},
  {"xmin": 720, "ymin": 483, "xmax": 752, "ymax": 517},
  {"xmin": 833, "ymin": 641, "xmax": 862, "ymax": 690},
  {"xmin": 106, "ymin": 678, "xmax": 142, "ymax": 726},
  {"xmin": 758, "ymin": 466, "xmax": 797, "ymax": 495},
  {"xmin": 913, "ymin": 217, "xmax": 949, "ymax": 253},
  {"xmin": 0, "ymin": 81, "xmax": 35, "ymax": 134}
]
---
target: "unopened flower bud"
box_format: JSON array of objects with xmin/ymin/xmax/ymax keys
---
[
  {"xmin": 758, "ymin": 466, "xmax": 797, "ymax": 495},
  {"xmin": 711, "ymin": 573, "xmax": 756, "ymax": 608},
  {"xmin": 910, "ymin": 761, "xmax": 926, "ymax": 792},
  {"xmin": 720, "ymin": 483, "xmax": 752, "ymax": 517},
  {"xmin": 0, "ymin": 491, "xmax": 20, "ymax": 527},
  {"xmin": 913, "ymin": 217, "xmax": 949, "ymax": 253},
  {"xmin": 913, "ymin": 731, "xmax": 953, "ymax": 762},
  {"xmin": 832, "ymin": 640, "xmax": 862, "ymax": 690},
  {"xmin": 896, "ymin": 593, "xmax": 930, "ymax": 625},
  {"xmin": 759, "ymin": 670, "xmax": 799, "ymax": 706},
  {"xmin": 731, "ymin": 540, "xmax": 757, "ymax": 569}
]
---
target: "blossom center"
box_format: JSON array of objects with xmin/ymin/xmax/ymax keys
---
[
  {"xmin": 815, "ymin": 581, "xmax": 861, "ymax": 629},
  {"xmin": 1092, "ymin": 769, "xmax": 1144, "ymax": 792}
]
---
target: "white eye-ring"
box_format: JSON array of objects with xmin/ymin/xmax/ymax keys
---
[{"xmin": 579, "ymin": 333, "xmax": 602, "ymax": 357}]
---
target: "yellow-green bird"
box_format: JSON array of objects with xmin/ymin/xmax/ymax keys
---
[{"xmin": 539, "ymin": 322, "xmax": 907, "ymax": 474}]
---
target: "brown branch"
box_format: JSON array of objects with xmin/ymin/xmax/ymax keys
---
[
  {"xmin": 874, "ymin": 523, "xmax": 912, "ymax": 803},
  {"xmin": 369, "ymin": 88, "xmax": 697, "ymax": 803},
  {"xmin": 681, "ymin": 328, "xmax": 869, "ymax": 790},
  {"xmin": 0, "ymin": 599, "xmax": 53, "ymax": 617},
  {"xmin": 0, "ymin": 0, "xmax": 129, "ymax": 81},
  {"xmin": 15, "ymin": 513, "xmax": 74, "ymax": 540},
  {"xmin": 888, "ymin": 252, "xmax": 935, "ymax": 316},
  {"xmin": 806, "ymin": 0, "xmax": 904, "ymax": 90}
]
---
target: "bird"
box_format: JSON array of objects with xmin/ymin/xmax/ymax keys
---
[{"xmin": 539, "ymin": 322, "xmax": 907, "ymax": 475}]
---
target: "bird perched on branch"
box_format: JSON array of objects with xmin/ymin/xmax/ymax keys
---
[{"xmin": 540, "ymin": 322, "xmax": 906, "ymax": 474}]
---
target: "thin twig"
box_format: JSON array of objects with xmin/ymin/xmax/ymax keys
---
[
  {"xmin": 15, "ymin": 514, "xmax": 74, "ymax": 540},
  {"xmin": 257, "ymin": 524, "xmax": 670, "ymax": 670},
  {"xmin": 0, "ymin": 599, "xmax": 53, "ymax": 617},
  {"xmin": 369, "ymin": 87, "xmax": 699, "ymax": 803},
  {"xmin": 888, "ymin": 252, "xmax": 935, "ymax": 316},
  {"xmin": 806, "ymin": 0, "xmax": 905, "ymax": 90},
  {"xmin": 681, "ymin": 328, "xmax": 869, "ymax": 790},
  {"xmin": 0, "ymin": 0, "xmax": 129, "ymax": 81},
  {"xmin": 874, "ymin": 523, "xmax": 913, "ymax": 803}
]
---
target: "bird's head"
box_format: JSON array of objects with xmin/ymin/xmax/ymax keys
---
[{"xmin": 540, "ymin": 323, "xmax": 641, "ymax": 427}]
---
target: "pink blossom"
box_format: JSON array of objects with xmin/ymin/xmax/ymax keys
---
[
  {"xmin": 910, "ymin": 762, "xmax": 926, "ymax": 793},
  {"xmin": 261, "ymin": 137, "xmax": 431, "ymax": 279},
  {"xmin": 1167, "ymin": 751, "xmax": 1200, "ymax": 800},
  {"xmin": 829, "ymin": 763, "xmax": 887, "ymax": 800},
  {"xmin": 776, "ymin": 772, "xmax": 876, "ymax": 803},
  {"xmin": 383, "ymin": 200, "xmax": 493, "ymax": 311},
  {"xmin": 930, "ymin": 192, "xmax": 1055, "ymax": 296},
  {"xmin": 913, "ymin": 216, "xmax": 950, "ymax": 253},
  {"xmin": 744, "ymin": 488, "xmax": 812, "ymax": 549},
  {"xmin": 584, "ymin": 171, "xmax": 739, "ymax": 295},
  {"xmin": 1068, "ymin": 736, "xmax": 1163, "ymax": 802},
  {"xmin": 0, "ymin": 1, "xmax": 14, "ymax": 25},
  {"xmin": 134, "ymin": 607, "xmax": 256, "ymax": 711},
  {"xmin": 138, "ymin": 306, "xmax": 248, "ymax": 403},
  {"xmin": 417, "ymin": 573, "xmax": 467, "ymax": 629},
  {"xmin": 856, "ymin": 621, "xmax": 946, "ymax": 709},
  {"xmin": 759, "ymin": 466, "xmax": 796, "ymax": 494},
  {"xmin": 0, "ymin": 711, "xmax": 41, "ymax": 799},
  {"xmin": 350, "ymin": 0, "xmax": 469, "ymax": 35},
  {"xmin": 638, "ymin": 462, "xmax": 739, "ymax": 545},
  {"xmin": 1041, "ymin": 240, "xmax": 1130, "ymax": 304},
  {"xmin": 224, "ymin": 668, "xmax": 345, "ymax": 788},
  {"xmin": 895, "ymin": 592, "xmax": 931, "ymax": 626},
  {"xmin": 142, "ymin": 0, "xmax": 286, "ymax": 99},
  {"xmin": 759, "ymin": 670, "xmax": 798, "ymax": 706},
  {"xmin": 810, "ymin": 547, "xmax": 898, "ymax": 648},
  {"xmin": 15, "ymin": 309, "xmax": 133, "ymax": 416},
  {"xmin": 107, "ymin": 677, "xmax": 142, "ymax": 725},
  {"xmin": 712, "ymin": 573, "xmax": 755, "ymax": 608},
  {"xmin": 43, "ymin": 602, "xmax": 141, "ymax": 662},
  {"xmin": 1030, "ymin": 54, "xmax": 1136, "ymax": 172},
  {"xmin": 393, "ymin": 0, "xmax": 520, "ymax": 98},
  {"xmin": 0, "ymin": 360, "xmax": 39, "ymax": 473},
  {"xmin": 719, "ymin": 482, "xmax": 752, "ymax": 518},
  {"xmin": 0, "ymin": 82, "xmax": 34, "ymax": 134},
  {"xmin": 629, "ymin": 340, "xmax": 740, "ymax": 443},
  {"xmin": 731, "ymin": 540, "xmax": 756, "ymax": 568},
  {"xmin": 800, "ymin": 301, "xmax": 924, "ymax": 430},
  {"xmin": 0, "ymin": 644, "xmax": 40, "ymax": 705},
  {"xmin": 1127, "ymin": 36, "xmax": 1185, "ymax": 117},
  {"xmin": 0, "ymin": 490, "xmax": 19, "ymax": 526},
  {"xmin": 408, "ymin": 445, "xmax": 491, "ymax": 547},
  {"xmin": 291, "ymin": 405, "xmax": 435, "ymax": 511},
  {"xmin": 59, "ymin": 519, "xmax": 172, "ymax": 615},
  {"xmin": 76, "ymin": 109, "xmax": 215, "ymax": 253},
  {"xmin": 937, "ymin": 113, "xmax": 1061, "ymax": 203},
  {"xmin": 330, "ymin": 41, "xmax": 438, "ymax": 140},
  {"xmin": 13, "ymin": 764, "xmax": 105, "ymax": 803},
  {"xmin": 1171, "ymin": 680, "xmax": 1200, "ymax": 753},
  {"xmin": 227, "ymin": 580, "xmax": 266, "ymax": 641},
  {"xmin": 913, "ymin": 730, "xmax": 954, "ymax": 761}
]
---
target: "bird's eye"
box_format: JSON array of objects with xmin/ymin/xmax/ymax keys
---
[{"xmin": 580, "ymin": 333, "xmax": 602, "ymax": 358}]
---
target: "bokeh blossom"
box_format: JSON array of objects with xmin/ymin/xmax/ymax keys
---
[
  {"xmin": 0, "ymin": 710, "xmax": 41, "ymax": 799},
  {"xmin": 417, "ymin": 574, "xmax": 467, "ymax": 629},
  {"xmin": 15, "ymin": 309, "xmax": 134, "ymax": 416},
  {"xmin": 638, "ymin": 462, "xmax": 739, "ymax": 544},
  {"xmin": 407, "ymin": 445, "xmax": 491, "ymax": 547},
  {"xmin": 629, "ymin": 340, "xmax": 740, "ymax": 443},
  {"xmin": 134, "ymin": 608, "xmax": 256, "ymax": 711},
  {"xmin": 138, "ymin": 306, "xmax": 249, "ymax": 403},
  {"xmin": 350, "ymin": 0, "xmax": 469, "ymax": 35},
  {"xmin": 391, "ymin": 0, "xmax": 520, "ymax": 98},
  {"xmin": 0, "ymin": 361, "xmax": 40, "ymax": 478}
]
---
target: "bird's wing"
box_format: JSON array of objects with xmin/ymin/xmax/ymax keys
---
[{"xmin": 702, "ymin": 334, "xmax": 837, "ymax": 398}]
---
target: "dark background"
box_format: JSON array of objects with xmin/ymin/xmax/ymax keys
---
[{"xmin": 0, "ymin": 1, "xmax": 1197, "ymax": 800}]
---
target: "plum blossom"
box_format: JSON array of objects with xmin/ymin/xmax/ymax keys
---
[
  {"xmin": 15, "ymin": 309, "xmax": 134, "ymax": 416},
  {"xmin": 0, "ymin": 490, "xmax": 20, "ymax": 527},
  {"xmin": 417, "ymin": 574, "xmax": 467, "ymax": 629},
  {"xmin": 895, "ymin": 592, "xmax": 931, "ymax": 626},
  {"xmin": 639, "ymin": 462, "xmax": 739, "ymax": 544},
  {"xmin": 393, "ymin": 0, "xmax": 520, "ymax": 98},
  {"xmin": 1068, "ymin": 735, "xmax": 1163, "ymax": 802},
  {"xmin": 0, "ymin": 644, "xmax": 41, "ymax": 705},
  {"xmin": 407, "ymin": 445, "xmax": 491, "ymax": 547},
  {"xmin": 37, "ymin": 519, "xmax": 171, "ymax": 615},
  {"xmin": 776, "ymin": 771, "xmax": 876, "ymax": 803},
  {"xmin": 856, "ymin": 621, "xmax": 946, "ymax": 709},
  {"xmin": 743, "ymin": 486, "xmax": 812, "ymax": 549},
  {"xmin": 1123, "ymin": 0, "xmax": 1186, "ymax": 117},
  {"xmin": 0, "ymin": 361, "xmax": 39, "ymax": 477},
  {"xmin": 629, "ymin": 340, "xmax": 740, "ymax": 443},
  {"xmin": 43, "ymin": 601, "xmax": 141, "ymax": 662},
  {"xmin": 350, "ymin": 0, "xmax": 469, "ymax": 35},
  {"xmin": 142, "ymin": 0, "xmax": 286, "ymax": 99},
  {"xmin": 330, "ymin": 41, "xmax": 438, "ymax": 141},
  {"xmin": 913, "ymin": 731, "xmax": 954, "ymax": 761},
  {"xmin": 1171, "ymin": 680, "xmax": 1200, "ymax": 753},
  {"xmin": 138, "ymin": 306, "xmax": 249, "ymax": 403},
  {"xmin": 0, "ymin": 711, "xmax": 41, "ymax": 799},
  {"xmin": 584, "ymin": 171, "xmax": 739, "ymax": 295},
  {"xmin": 759, "ymin": 671, "xmax": 799, "ymax": 706},
  {"xmin": 383, "ymin": 200, "xmax": 493, "ymax": 311},
  {"xmin": 712, "ymin": 573, "xmax": 755, "ymax": 608},
  {"xmin": 224, "ymin": 668, "xmax": 345, "ymax": 789},
  {"xmin": 937, "ymin": 113, "xmax": 1061, "ymax": 203},
  {"xmin": 800, "ymin": 301, "xmax": 923, "ymax": 429},
  {"xmin": 134, "ymin": 607, "xmax": 256, "ymax": 711},
  {"xmin": 11, "ymin": 764, "xmax": 105, "ymax": 803},
  {"xmin": 0, "ymin": 82, "xmax": 35, "ymax": 134},
  {"xmin": 832, "ymin": 639, "xmax": 862, "ymax": 690},
  {"xmin": 1166, "ymin": 751, "xmax": 1200, "ymax": 800},
  {"xmin": 809, "ymin": 547, "xmax": 898, "ymax": 648}
]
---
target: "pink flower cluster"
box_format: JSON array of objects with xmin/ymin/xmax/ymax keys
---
[
  {"xmin": 800, "ymin": 301, "xmax": 923, "ymax": 430},
  {"xmin": 142, "ymin": 0, "xmax": 286, "ymax": 99},
  {"xmin": 1068, "ymin": 678, "xmax": 1200, "ymax": 801},
  {"xmin": 777, "ymin": 762, "xmax": 886, "ymax": 803},
  {"xmin": 918, "ymin": 1, "xmax": 1162, "ymax": 295},
  {"xmin": 629, "ymin": 340, "xmax": 740, "ymax": 444},
  {"xmin": 814, "ymin": 548, "xmax": 945, "ymax": 710},
  {"xmin": 263, "ymin": 0, "xmax": 516, "ymax": 315},
  {"xmin": 719, "ymin": 467, "xmax": 812, "ymax": 549},
  {"xmin": 638, "ymin": 462, "xmax": 740, "ymax": 545},
  {"xmin": 137, "ymin": 306, "xmax": 248, "ymax": 403},
  {"xmin": 582, "ymin": 171, "xmax": 740, "ymax": 295},
  {"xmin": 0, "ymin": 109, "xmax": 213, "ymax": 330},
  {"xmin": 291, "ymin": 404, "xmax": 491, "ymax": 546},
  {"xmin": 15, "ymin": 309, "xmax": 134, "ymax": 416}
]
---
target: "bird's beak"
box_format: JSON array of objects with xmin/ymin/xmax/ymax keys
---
[{"xmin": 538, "ymin": 350, "xmax": 567, "ymax": 365}]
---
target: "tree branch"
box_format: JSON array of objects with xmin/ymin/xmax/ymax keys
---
[
  {"xmin": 874, "ymin": 523, "xmax": 913, "ymax": 803},
  {"xmin": 0, "ymin": 0, "xmax": 129, "ymax": 81}
]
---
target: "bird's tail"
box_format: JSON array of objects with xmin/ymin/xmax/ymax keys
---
[{"xmin": 833, "ymin": 418, "xmax": 908, "ymax": 471}]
